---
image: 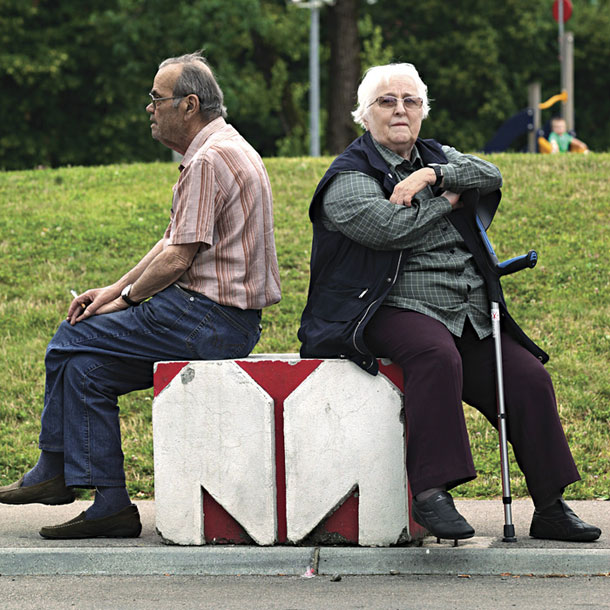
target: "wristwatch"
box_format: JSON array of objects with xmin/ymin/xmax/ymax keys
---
[
  {"xmin": 429, "ymin": 164, "xmax": 443, "ymax": 188},
  {"xmin": 121, "ymin": 284, "xmax": 141, "ymax": 307}
]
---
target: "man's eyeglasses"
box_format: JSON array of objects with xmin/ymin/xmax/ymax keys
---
[
  {"xmin": 368, "ymin": 96, "xmax": 423, "ymax": 110},
  {"xmin": 148, "ymin": 93, "xmax": 185, "ymax": 110}
]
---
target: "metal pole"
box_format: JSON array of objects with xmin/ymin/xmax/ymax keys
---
[
  {"xmin": 527, "ymin": 82, "xmax": 541, "ymax": 153},
  {"xmin": 309, "ymin": 5, "xmax": 320, "ymax": 157},
  {"xmin": 562, "ymin": 32, "xmax": 574, "ymax": 129},
  {"xmin": 558, "ymin": 0, "xmax": 565, "ymax": 119}
]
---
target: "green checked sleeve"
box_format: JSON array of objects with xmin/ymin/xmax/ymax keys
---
[
  {"xmin": 321, "ymin": 170, "xmax": 453, "ymax": 251},
  {"xmin": 440, "ymin": 145, "xmax": 502, "ymax": 195}
]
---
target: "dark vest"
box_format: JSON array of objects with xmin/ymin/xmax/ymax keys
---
[{"xmin": 298, "ymin": 132, "xmax": 548, "ymax": 374}]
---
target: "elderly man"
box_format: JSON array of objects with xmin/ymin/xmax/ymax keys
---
[
  {"xmin": 299, "ymin": 63, "xmax": 600, "ymax": 543},
  {"xmin": 0, "ymin": 52, "xmax": 281, "ymax": 538}
]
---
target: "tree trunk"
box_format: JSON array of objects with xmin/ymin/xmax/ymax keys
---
[{"xmin": 326, "ymin": 0, "xmax": 360, "ymax": 154}]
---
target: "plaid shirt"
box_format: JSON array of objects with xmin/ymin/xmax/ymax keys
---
[{"xmin": 321, "ymin": 139, "xmax": 502, "ymax": 338}]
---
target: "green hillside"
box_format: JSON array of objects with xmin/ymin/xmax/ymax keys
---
[{"xmin": 0, "ymin": 153, "xmax": 608, "ymax": 500}]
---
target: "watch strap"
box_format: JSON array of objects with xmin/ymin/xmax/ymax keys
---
[
  {"xmin": 429, "ymin": 164, "xmax": 443, "ymax": 188},
  {"xmin": 121, "ymin": 284, "xmax": 140, "ymax": 307}
]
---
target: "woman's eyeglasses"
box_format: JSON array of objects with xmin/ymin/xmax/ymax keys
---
[{"xmin": 368, "ymin": 96, "xmax": 423, "ymax": 110}]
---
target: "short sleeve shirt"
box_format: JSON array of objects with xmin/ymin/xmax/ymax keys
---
[
  {"xmin": 165, "ymin": 118, "xmax": 281, "ymax": 310},
  {"xmin": 549, "ymin": 131, "xmax": 573, "ymax": 153}
]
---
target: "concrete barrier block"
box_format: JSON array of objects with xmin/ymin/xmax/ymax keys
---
[{"xmin": 153, "ymin": 354, "xmax": 422, "ymax": 546}]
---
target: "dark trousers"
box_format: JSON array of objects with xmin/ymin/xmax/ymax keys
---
[{"xmin": 363, "ymin": 307, "xmax": 580, "ymax": 506}]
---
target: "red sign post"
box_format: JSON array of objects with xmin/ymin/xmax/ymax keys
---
[{"xmin": 553, "ymin": 0, "xmax": 573, "ymax": 23}]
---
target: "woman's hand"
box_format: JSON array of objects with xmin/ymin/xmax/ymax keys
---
[
  {"xmin": 441, "ymin": 191, "xmax": 463, "ymax": 210},
  {"xmin": 389, "ymin": 167, "xmax": 436, "ymax": 206}
]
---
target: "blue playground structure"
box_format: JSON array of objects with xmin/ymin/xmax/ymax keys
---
[
  {"xmin": 482, "ymin": 90, "xmax": 579, "ymax": 154},
  {"xmin": 483, "ymin": 109, "xmax": 537, "ymax": 153}
]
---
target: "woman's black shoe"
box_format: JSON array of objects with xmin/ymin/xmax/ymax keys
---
[
  {"xmin": 530, "ymin": 498, "xmax": 601, "ymax": 542},
  {"xmin": 412, "ymin": 490, "xmax": 475, "ymax": 544}
]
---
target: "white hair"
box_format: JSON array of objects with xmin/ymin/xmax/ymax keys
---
[{"xmin": 352, "ymin": 63, "xmax": 430, "ymax": 129}]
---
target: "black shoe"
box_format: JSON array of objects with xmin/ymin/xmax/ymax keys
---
[
  {"xmin": 0, "ymin": 474, "xmax": 75, "ymax": 506},
  {"xmin": 412, "ymin": 491, "xmax": 475, "ymax": 542},
  {"xmin": 530, "ymin": 498, "xmax": 601, "ymax": 542},
  {"xmin": 39, "ymin": 505, "xmax": 142, "ymax": 539}
]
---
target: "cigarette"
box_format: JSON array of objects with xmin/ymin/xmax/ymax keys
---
[{"xmin": 70, "ymin": 289, "xmax": 86, "ymax": 309}]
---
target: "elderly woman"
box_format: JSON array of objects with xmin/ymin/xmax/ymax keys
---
[{"xmin": 298, "ymin": 63, "xmax": 600, "ymax": 543}]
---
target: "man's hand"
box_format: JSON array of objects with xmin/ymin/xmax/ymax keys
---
[
  {"xmin": 389, "ymin": 167, "xmax": 437, "ymax": 206},
  {"xmin": 65, "ymin": 242, "xmax": 199, "ymax": 325},
  {"xmin": 94, "ymin": 297, "xmax": 129, "ymax": 316},
  {"xmin": 67, "ymin": 286, "xmax": 123, "ymax": 325}
]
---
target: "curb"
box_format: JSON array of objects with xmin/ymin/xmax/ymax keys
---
[
  {"xmin": 2, "ymin": 546, "xmax": 609, "ymax": 577},
  {"xmin": 318, "ymin": 547, "xmax": 610, "ymax": 577}
]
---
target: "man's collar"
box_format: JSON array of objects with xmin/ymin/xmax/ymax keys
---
[{"xmin": 179, "ymin": 116, "xmax": 227, "ymax": 171}]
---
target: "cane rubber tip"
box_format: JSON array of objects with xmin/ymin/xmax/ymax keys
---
[{"xmin": 503, "ymin": 524, "xmax": 516, "ymax": 541}]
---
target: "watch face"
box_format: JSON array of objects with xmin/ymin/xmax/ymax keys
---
[{"xmin": 121, "ymin": 284, "xmax": 139, "ymax": 306}]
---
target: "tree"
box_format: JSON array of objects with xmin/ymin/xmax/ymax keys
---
[
  {"xmin": 325, "ymin": 0, "xmax": 361, "ymax": 153},
  {"xmin": 0, "ymin": 0, "xmax": 311, "ymax": 169},
  {"xmin": 363, "ymin": 0, "xmax": 560, "ymax": 150},
  {"xmin": 1, "ymin": 0, "xmax": 608, "ymax": 170},
  {"xmin": 570, "ymin": 1, "xmax": 610, "ymax": 150}
]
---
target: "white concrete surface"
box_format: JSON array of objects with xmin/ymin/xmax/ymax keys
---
[
  {"xmin": 153, "ymin": 361, "xmax": 277, "ymax": 545},
  {"xmin": 284, "ymin": 360, "xmax": 409, "ymax": 545},
  {"xmin": 2, "ymin": 500, "xmax": 610, "ymax": 577}
]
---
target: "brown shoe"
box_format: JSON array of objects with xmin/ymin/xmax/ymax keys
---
[
  {"xmin": 0, "ymin": 474, "xmax": 75, "ymax": 506},
  {"xmin": 39, "ymin": 504, "xmax": 142, "ymax": 539}
]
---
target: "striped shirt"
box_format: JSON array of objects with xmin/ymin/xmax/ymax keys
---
[
  {"xmin": 321, "ymin": 139, "xmax": 503, "ymax": 338},
  {"xmin": 165, "ymin": 118, "xmax": 281, "ymax": 310}
]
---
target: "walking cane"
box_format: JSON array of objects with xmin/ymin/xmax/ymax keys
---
[{"xmin": 476, "ymin": 215, "xmax": 537, "ymax": 542}]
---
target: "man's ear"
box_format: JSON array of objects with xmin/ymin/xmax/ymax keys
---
[{"xmin": 184, "ymin": 94, "xmax": 200, "ymax": 119}]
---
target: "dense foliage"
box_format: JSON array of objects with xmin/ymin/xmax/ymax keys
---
[{"xmin": 1, "ymin": 0, "xmax": 609, "ymax": 170}]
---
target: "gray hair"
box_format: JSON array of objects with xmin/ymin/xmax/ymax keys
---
[
  {"xmin": 352, "ymin": 63, "xmax": 430, "ymax": 129},
  {"xmin": 159, "ymin": 51, "xmax": 227, "ymax": 120}
]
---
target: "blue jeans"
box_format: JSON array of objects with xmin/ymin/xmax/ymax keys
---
[{"xmin": 39, "ymin": 284, "xmax": 262, "ymax": 488}]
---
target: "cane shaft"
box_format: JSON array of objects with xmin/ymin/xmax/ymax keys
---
[{"xmin": 491, "ymin": 302, "xmax": 517, "ymax": 541}]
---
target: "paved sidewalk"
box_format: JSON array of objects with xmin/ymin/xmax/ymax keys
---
[{"xmin": 0, "ymin": 499, "xmax": 608, "ymax": 577}]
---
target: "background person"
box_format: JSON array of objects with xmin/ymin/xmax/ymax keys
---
[
  {"xmin": 0, "ymin": 52, "xmax": 281, "ymax": 539},
  {"xmin": 549, "ymin": 116, "xmax": 589, "ymax": 153},
  {"xmin": 298, "ymin": 63, "xmax": 600, "ymax": 543}
]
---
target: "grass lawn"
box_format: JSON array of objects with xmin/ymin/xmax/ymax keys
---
[{"xmin": 0, "ymin": 153, "xmax": 608, "ymax": 501}]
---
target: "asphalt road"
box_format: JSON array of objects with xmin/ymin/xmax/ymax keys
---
[{"xmin": 1, "ymin": 574, "xmax": 609, "ymax": 609}]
